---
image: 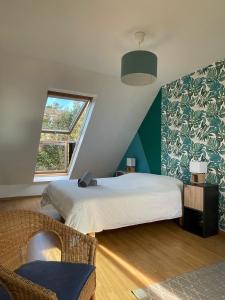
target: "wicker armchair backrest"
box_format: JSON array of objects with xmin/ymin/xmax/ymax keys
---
[{"xmin": 0, "ymin": 210, "xmax": 62, "ymax": 270}]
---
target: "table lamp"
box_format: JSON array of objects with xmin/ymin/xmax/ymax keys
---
[
  {"xmin": 189, "ymin": 161, "xmax": 207, "ymax": 184},
  {"xmin": 126, "ymin": 158, "xmax": 136, "ymax": 173}
]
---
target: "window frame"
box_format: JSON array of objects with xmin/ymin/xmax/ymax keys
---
[{"xmin": 35, "ymin": 90, "xmax": 92, "ymax": 175}]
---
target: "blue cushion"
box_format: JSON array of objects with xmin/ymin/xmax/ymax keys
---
[
  {"xmin": 0, "ymin": 287, "xmax": 11, "ymax": 300},
  {"xmin": 15, "ymin": 261, "xmax": 95, "ymax": 300}
]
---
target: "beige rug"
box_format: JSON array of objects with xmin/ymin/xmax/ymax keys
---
[{"xmin": 132, "ymin": 261, "xmax": 225, "ymax": 300}]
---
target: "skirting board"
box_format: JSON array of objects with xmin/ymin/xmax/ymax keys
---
[{"xmin": 0, "ymin": 183, "xmax": 48, "ymax": 199}]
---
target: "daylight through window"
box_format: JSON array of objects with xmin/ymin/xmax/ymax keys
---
[{"xmin": 35, "ymin": 91, "xmax": 92, "ymax": 174}]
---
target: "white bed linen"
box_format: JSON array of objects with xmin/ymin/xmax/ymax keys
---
[{"xmin": 43, "ymin": 173, "xmax": 183, "ymax": 234}]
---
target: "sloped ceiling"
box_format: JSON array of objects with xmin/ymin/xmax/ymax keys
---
[{"xmin": 0, "ymin": 0, "xmax": 225, "ymax": 185}]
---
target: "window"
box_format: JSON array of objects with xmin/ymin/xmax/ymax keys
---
[{"xmin": 35, "ymin": 91, "xmax": 92, "ymax": 174}]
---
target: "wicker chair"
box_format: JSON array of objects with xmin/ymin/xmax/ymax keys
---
[{"xmin": 0, "ymin": 210, "xmax": 97, "ymax": 300}]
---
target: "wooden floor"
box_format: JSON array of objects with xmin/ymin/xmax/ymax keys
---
[{"xmin": 1, "ymin": 197, "xmax": 225, "ymax": 299}]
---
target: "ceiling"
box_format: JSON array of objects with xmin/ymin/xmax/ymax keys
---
[{"xmin": 1, "ymin": 0, "xmax": 225, "ymax": 84}]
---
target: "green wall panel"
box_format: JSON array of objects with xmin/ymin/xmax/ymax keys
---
[
  {"xmin": 139, "ymin": 90, "xmax": 161, "ymax": 174},
  {"xmin": 117, "ymin": 133, "xmax": 150, "ymax": 173},
  {"xmin": 117, "ymin": 90, "xmax": 161, "ymax": 174}
]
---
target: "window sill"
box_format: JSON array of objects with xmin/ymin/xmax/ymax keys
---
[{"xmin": 33, "ymin": 174, "xmax": 69, "ymax": 183}]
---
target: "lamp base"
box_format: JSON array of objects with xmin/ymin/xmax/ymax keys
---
[
  {"xmin": 127, "ymin": 166, "xmax": 135, "ymax": 173},
  {"xmin": 191, "ymin": 173, "xmax": 206, "ymax": 184}
]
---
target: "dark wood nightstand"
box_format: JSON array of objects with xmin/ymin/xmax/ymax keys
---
[
  {"xmin": 183, "ymin": 183, "xmax": 219, "ymax": 237},
  {"xmin": 115, "ymin": 170, "xmax": 127, "ymax": 177}
]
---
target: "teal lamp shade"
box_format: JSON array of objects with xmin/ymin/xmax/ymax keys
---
[{"xmin": 121, "ymin": 50, "xmax": 157, "ymax": 86}]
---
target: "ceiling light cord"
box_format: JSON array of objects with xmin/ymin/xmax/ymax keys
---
[{"xmin": 135, "ymin": 31, "xmax": 145, "ymax": 50}]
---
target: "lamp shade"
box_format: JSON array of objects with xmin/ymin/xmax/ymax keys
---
[
  {"xmin": 126, "ymin": 158, "xmax": 136, "ymax": 167},
  {"xmin": 121, "ymin": 50, "xmax": 157, "ymax": 86},
  {"xmin": 189, "ymin": 161, "xmax": 207, "ymax": 173}
]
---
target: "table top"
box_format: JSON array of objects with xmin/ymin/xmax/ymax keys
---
[{"xmin": 183, "ymin": 182, "xmax": 218, "ymax": 188}]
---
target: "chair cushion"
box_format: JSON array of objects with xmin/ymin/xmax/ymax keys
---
[
  {"xmin": 0, "ymin": 287, "xmax": 11, "ymax": 300},
  {"xmin": 15, "ymin": 261, "xmax": 95, "ymax": 300}
]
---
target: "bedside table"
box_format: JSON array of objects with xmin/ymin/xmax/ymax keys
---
[
  {"xmin": 115, "ymin": 170, "xmax": 127, "ymax": 177},
  {"xmin": 183, "ymin": 183, "xmax": 219, "ymax": 237}
]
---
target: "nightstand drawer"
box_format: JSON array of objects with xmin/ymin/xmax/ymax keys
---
[{"xmin": 184, "ymin": 185, "xmax": 203, "ymax": 211}]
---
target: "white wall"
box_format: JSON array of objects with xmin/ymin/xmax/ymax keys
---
[{"xmin": 0, "ymin": 50, "xmax": 159, "ymax": 196}]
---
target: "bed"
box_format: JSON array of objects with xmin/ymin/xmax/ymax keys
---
[{"xmin": 42, "ymin": 173, "xmax": 183, "ymax": 234}]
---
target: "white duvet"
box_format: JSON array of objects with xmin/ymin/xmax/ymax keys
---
[{"xmin": 43, "ymin": 173, "xmax": 183, "ymax": 234}]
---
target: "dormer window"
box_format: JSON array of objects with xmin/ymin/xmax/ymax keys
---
[{"xmin": 35, "ymin": 91, "xmax": 92, "ymax": 174}]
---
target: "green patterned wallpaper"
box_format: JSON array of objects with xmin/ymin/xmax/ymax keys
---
[{"xmin": 161, "ymin": 59, "xmax": 225, "ymax": 229}]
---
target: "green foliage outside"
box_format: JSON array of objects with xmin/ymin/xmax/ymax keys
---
[
  {"xmin": 36, "ymin": 144, "xmax": 65, "ymax": 172},
  {"xmin": 42, "ymin": 100, "xmax": 84, "ymax": 132}
]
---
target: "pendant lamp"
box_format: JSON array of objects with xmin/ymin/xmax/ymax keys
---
[{"xmin": 121, "ymin": 32, "xmax": 157, "ymax": 86}]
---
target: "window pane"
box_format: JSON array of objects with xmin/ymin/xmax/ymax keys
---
[
  {"xmin": 36, "ymin": 142, "xmax": 67, "ymax": 172},
  {"xmin": 42, "ymin": 97, "xmax": 86, "ymax": 133}
]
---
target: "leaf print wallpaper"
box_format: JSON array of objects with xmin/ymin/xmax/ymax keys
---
[{"xmin": 161, "ymin": 59, "xmax": 225, "ymax": 229}]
